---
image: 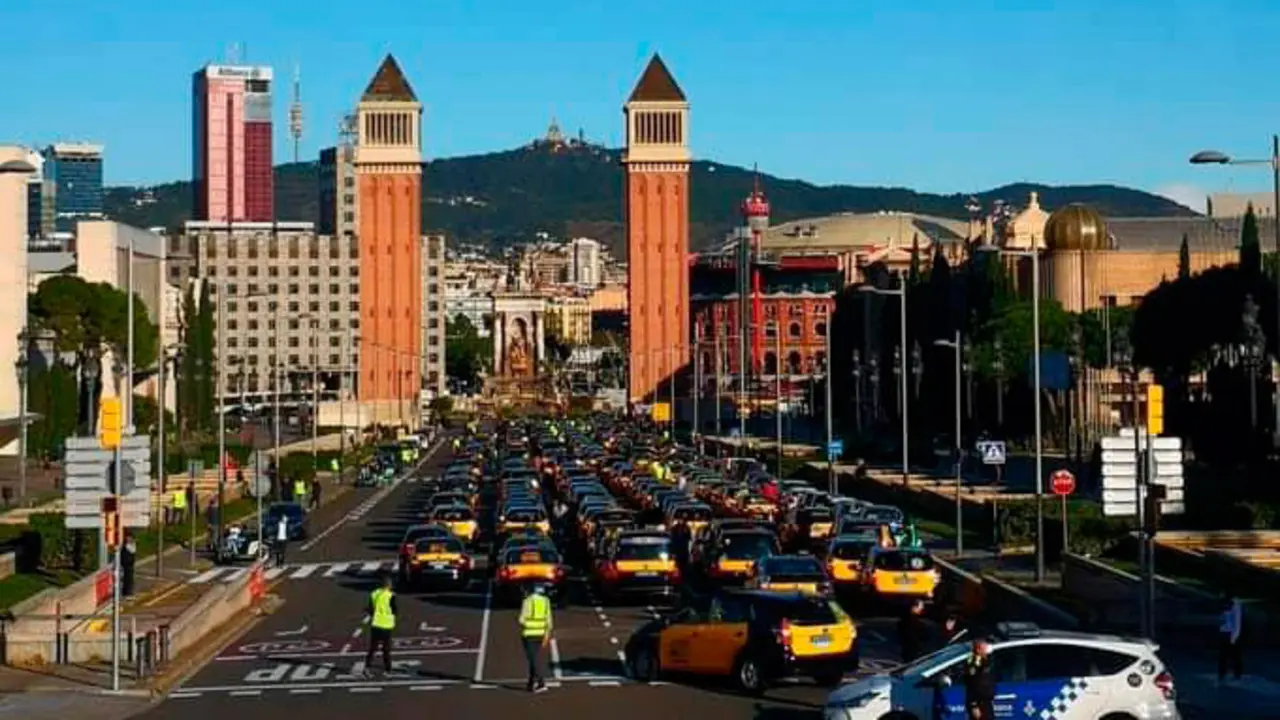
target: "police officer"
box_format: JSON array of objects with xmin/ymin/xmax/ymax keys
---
[
  {"xmin": 363, "ymin": 574, "xmax": 397, "ymax": 678},
  {"xmin": 964, "ymin": 638, "xmax": 996, "ymax": 720},
  {"xmin": 518, "ymin": 584, "xmax": 553, "ymax": 693}
]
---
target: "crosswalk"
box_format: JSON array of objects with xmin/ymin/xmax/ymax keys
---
[{"xmin": 188, "ymin": 560, "xmax": 401, "ymax": 585}]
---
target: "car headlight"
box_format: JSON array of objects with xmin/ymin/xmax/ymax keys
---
[{"xmin": 825, "ymin": 690, "xmax": 882, "ymax": 710}]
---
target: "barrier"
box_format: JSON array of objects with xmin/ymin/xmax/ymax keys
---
[
  {"xmin": 166, "ymin": 559, "xmax": 267, "ymax": 661},
  {"xmin": 934, "ymin": 557, "xmax": 986, "ymax": 619}
]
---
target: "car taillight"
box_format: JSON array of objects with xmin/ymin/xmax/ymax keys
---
[
  {"xmin": 1154, "ymin": 671, "xmax": 1175, "ymax": 700},
  {"xmin": 776, "ymin": 619, "xmax": 793, "ymax": 648},
  {"xmin": 402, "ymin": 543, "xmax": 415, "ymax": 556},
  {"xmin": 499, "ymin": 566, "xmax": 515, "ymax": 580},
  {"xmin": 458, "ymin": 556, "xmax": 472, "ymax": 569},
  {"xmin": 669, "ymin": 565, "xmax": 681, "ymax": 581},
  {"xmin": 553, "ymin": 565, "xmax": 566, "ymax": 579},
  {"xmin": 602, "ymin": 562, "xmax": 620, "ymax": 580}
]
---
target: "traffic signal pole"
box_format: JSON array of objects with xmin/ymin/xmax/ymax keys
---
[{"xmin": 111, "ymin": 443, "xmax": 122, "ymax": 692}]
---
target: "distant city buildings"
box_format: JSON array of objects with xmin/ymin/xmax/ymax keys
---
[
  {"xmin": 570, "ymin": 237, "xmax": 602, "ymax": 288},
  {"xmin": 39, "ymin": 143, "xmax": 105, "ymax": 235},
  {"xmin": 192, "ymin": 63, "xmax": 275, "ymax": 223},
  {"xmin": 422, "ymin": 234, "xmax": 447, "ymax": 399}
]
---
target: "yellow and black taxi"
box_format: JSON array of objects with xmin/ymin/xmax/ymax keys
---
[
  {"xmin": 700, "ymin": 528, "xmax": 780, "ymax": 585},
  {"xmin": 623, "ymin": 589, "xmax": 857, "ymax": 693},
  {"xmin": 494, "ymin": 545, "xmax": 567, "ymax": 603},
  {"xmin": 667, "ymin": 503, "xmax": 712, "ymax": 538},
  {"xmin": 489, "ymin": 529, "xmax": 554, "ymax": 567},
  {"xmin": 592, "ymin": 529, "xmax": 681, "ymax": 603},
  {"xmin": 860, "ymin": 546, "xmax": 940, "ymax": 601},
  {"xmin": 427, "ymin": 490, "xmax": 474, "ymax": 513},
  {"xmin": 747, "ymin": 554, "xmax": 833, "ymax": 597},
  {"xmin": 396, "ymin": 524, "xmax": 453, "ymax": 582},
  {"xmin": 496, "ymin": 505, "xmax": 550, "ymax": 536},
  {"xmin": 825, "ymin": 533, "xmax": 880, "ymax": 588},
  {"xmin": 781, "ymin": 506, "xmax": 836, "ymax": 551},
  {"xmin": 429, "ymin": 504, "xmax": 478, "ymax": 544},
  {"xmin": 738, "ymin": 493, "xmax": 777, "ymax": 520},
  {"xmin": 401, "ymin": 535, "xmax": 471, "ymax": 590}
]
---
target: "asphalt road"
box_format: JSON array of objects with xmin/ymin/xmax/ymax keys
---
[{"xmin": 138, "ymin": 440, "xmax": 911, "ymax": 720}]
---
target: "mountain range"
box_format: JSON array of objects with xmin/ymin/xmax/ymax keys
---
[{"xmin": 103, "ymin": 143, "xmax": 1196, "ymax": 256}]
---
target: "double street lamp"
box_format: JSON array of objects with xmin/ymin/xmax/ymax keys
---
[
  {"xmin": 859, "ymin": 281, "xmax": 910, "ymax": 484},
  {"xmin": 934, "ymin": 330, "xmax": 965, "ymax": 556}
]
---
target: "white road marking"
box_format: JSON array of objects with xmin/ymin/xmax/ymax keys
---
[
  {"xmin": 323, "ymin": 562, "xmax": 352, "ymax": 577},
  {"xmin": 863, "ymin": 629, "xmax": 887, "ymax": 643},
  {"xmin": 350, "ymin": 626, "xmax": 363, "ymax": 639},
  {"xmin": 348, "ymin": 687, "xmax": 382, "ymax": 694},
  {"xmin": 289, "ymin": 689, "xmax": 322, "ymax": 695},
  {"xmin": 608, "ymin": 637, "xmax": 618, "ymax": 645},
  {"xmin": 178, "ymin": 680, "xmax": 459, "ymax": 693},
  {"xmin": 190, "ymin": 567, "xmax": 226, "ymax": 584},
  {"xmin": 616, "ymin": 650, "xmax": 626, "ymax": 665},
  {"xmin": 473, "ymin": 580, "xmax": 493, "ymax": 683},
  {"xmin": 470, "ymin": 683, "xmax": 497, "ymax": 690},
  {"xmin": 340, "ymin": 643, "xmax": 352, "ymax": 653},
  {"xmin": 213, "ymin": 648, "xmax": 478, "ymax": 661},
  {"xmin": 602, "ymin": 620, "xmax": 611, "ymax": 628},
  {"xmin": 229, "ymin": 690, "xmax": 262, "ymax": 697},
  {"xmin": 359, "ymin": 561, "xmax": 383, "ymax": 573},
  {"xmin": 410, "ymin": 685, "xmax": 441, "ymax": 692},
  {"xmin": 589, "ymin": 680, "xmax": 621, "ymax": 687},
  {"xmin": 291, "ymin": 563, "xmax": 320, "ymax": 579},
  {"xmin": 549, "ymin": 637, "xmax": 564, "ymax": 680},
  {"xmin": 265, "ymin": 567, "xmax": 287, "ymax": 580},
  {"xmin": 169, "ymin": 692, "xmax": 202, "ymax": 699}
]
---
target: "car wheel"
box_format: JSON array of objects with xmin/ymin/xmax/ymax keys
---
[
  {"xmin": 628, "ymin": 644, "xmax": 660, "ymax": 683},
  {"xmin": 734, "ymin": 655, "xmax": 765, "ymax": 695}
]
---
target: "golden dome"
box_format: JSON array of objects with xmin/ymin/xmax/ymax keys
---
[{"xmin": 1044, "ymin": 203, "xmax": 1109, "ymax": 252}]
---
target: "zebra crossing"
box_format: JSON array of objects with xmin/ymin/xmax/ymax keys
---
[{"xmin": 188, "ymin": 560, "xmax": 402, "ymax": 585}]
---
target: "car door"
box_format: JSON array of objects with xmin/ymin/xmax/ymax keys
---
[
  {"xmin": 658, "ymin": 607, "xmax": 705, "ymax": 672},
  {"xmin": 1017, "ymin": 644, "xmax": 1110, "ymax": 719},
  {"xmin": 934, "ymin": 647, "xmax": 1025, "ymax": 720},
  {"xmin": 689, "ymin": 596, "xmax": 751, "ymax": 675}
]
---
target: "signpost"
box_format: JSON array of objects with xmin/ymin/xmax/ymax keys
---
[
  {"xmin": 1051, "ymin": 469, "xmax": 1075, "ymax": 554},
  {"xmin": 975, "ymin": 440, "xmax": 1007, "ymax": 466},
  {"xmin": 827, "ymin": 439, "xmax": 844, "ymax": 461},
  {"xmin": 187, "ymin": 460, "xmax": 202, "ymax": 565}
]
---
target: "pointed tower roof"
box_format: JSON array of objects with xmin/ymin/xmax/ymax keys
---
[
  {"xmin": 628, "ymin": 54, "xmax": 686, "ymax": 103},
  {"xmin": 362, "ymin": 54, "xmax": 417, "ymax": 102}
]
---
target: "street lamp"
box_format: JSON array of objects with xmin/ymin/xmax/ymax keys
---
[
  {"xmin": 1191, "ymin": 139, "xmax": 1280, "ymax": 441},
  {"xmin": 15, "ymin": 330, "xmax": 28, "ymax": 503},
  {"xmin": 934, "ymin": 330, "xmax": 964, "ymax": 556},
  {"xmin": 1243, "ymin": 294, "xmax": 1266, "ymax": 432},
  {"xmin": 978, "ymin": 243, "xmax": 1046, "ymax": 583},
  {"xmin": 860, "ymin": 282, "xmax": 909, "ymax": 484}
]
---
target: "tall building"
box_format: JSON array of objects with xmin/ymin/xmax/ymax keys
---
[
  {"xmin": 570, "ymin": 237, "xmax": 602, "ymax": 288},
  {"xmin": 23, "ymin": 150, "xmax": 52, "ymax": 241},
  {"xmin": 623, "ymin": 54, "xmax": 691, "ymax": 404},
  {"xmin": 354, "ymin": 55, "xmax": 423, "ymax": 421},
  {"xmin": 41, "ymin": 143, "xmax": 104, "ymax": 233},
  {"xmin": 318, "ymin": 115, "xmax": 359, "ymax": 237},
  {"xmin": 192, "ymin": 64, "xmax": 274, "ymax": 222},
  {"xmin": 0, "ymin": 147, "xmax": 33, "ymax": 448},
  {"xmin": 421, "ymin": 235, "xmax": 447, "ymax": 399}
]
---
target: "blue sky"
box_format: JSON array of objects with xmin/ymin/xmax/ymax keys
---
[{"xmin": 2, "ymin": 0, "xmax": 1278, "ymax": 209}]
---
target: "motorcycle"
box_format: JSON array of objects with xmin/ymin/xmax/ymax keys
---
[{"xmin": 214, "ymin": 524, "xmax": 264, "ymax": 565}]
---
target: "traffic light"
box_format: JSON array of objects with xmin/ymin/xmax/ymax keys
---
[
  {"xmin": 1145, "ymin": 384, "xmax": 1164, "ymax": 436},
  {"xmin": 1143, "ymin": 483, "xmax": 1167, "ymax": 536},
  {"xmin": 99, "ymin": 396, "xmax": 123, "ymax": 449},
  {"xmin": 101, "ymin": 496, "xmax": 121, "ymax": 549}
]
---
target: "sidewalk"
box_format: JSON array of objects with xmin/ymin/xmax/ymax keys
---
[{"xmin": 1170, "ymin": 649, "xmax": 1280, "ymax": 719}]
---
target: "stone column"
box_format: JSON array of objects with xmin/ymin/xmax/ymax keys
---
[
  {"xmin": 493, "ymin": 311, "xmax": 505, "ymax": 376},
  {"xmin": 534, "ymin": 310, "xmax": 546, "ymax": 375}
]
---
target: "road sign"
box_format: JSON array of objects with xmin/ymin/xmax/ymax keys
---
[
  {"xmin": 188, "ymin": 460, "xmax": 204, "ymax": 479},
  {"xmin": 827, "ymin": 439, "xmax": 844, "ymax": 460},
  {"xmin": 1102, "ymin": 487, "xmax": 1185, "ymax": 504},
  {"xmin": 651, "ymin": 402, "xmax": 671, "ymax": 423},
  {"xmin": 1104, "ymin": 501, "xmax": 1186, "ymax": 518},
  {"xmin": 1051, "ymin": 469, "xmax": 1076, "ymax": 496},
  {"xmin": 99, "ymin": 397, "xmax": 122, "ymax": 449},
  {"xmin": 1146, "ymin": 384, "xmax": 1165, "ymax": 436},
  {"xmin": 64, "ymin": 434, "xmax": 154, "ymax": 529},
  {"xmin": 1099, "ymin": 429, "xmax": 1184, "ymax": 518},
  {"xmin": 976, "ymin": 440, "xmax": 1006, "ymax": 465}
]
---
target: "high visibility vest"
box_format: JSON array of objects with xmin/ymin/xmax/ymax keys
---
[
  {"xmin": 294, "ymin": 480, "xmax": 307, "ymax": 497},
  {"xmin": 171, "ymin": 490, "xmax": 187, "ymax": 510},
  {"xmin": 370, "ymin": 588, "xmax": 396, "ymax": 630},
  {"xmin": 330, "ymin": 459, "xmax": 339, "ymax": 471},
  {"xmin": 519, "ymin": 594, "xmax": 551, "ymax": 637}
]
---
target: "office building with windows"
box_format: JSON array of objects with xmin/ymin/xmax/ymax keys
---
[
  {"xmin": 41, "ymin": 143, "xmax": 104, "ymax": 233},
  {"xmin": 192, "ymin": 64, "xmax": 274, "ymax": 222}
]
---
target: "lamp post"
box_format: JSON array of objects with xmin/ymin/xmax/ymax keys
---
[
  {"xmin": 15, "ymin": 330, "xmax": 28, "ymax": 503},
  {"xmin": 934, "ymin": 330, "xmax": 964, "ymax": 556},
  {"xmin": 980, "ymin": 243, "xmax": 1046, "ymax": 583},
  {"xmin": 993, "ymin": 338, "xmax": 1006, "ymax": 431},
  {"xmin": 851, "ymin": 349, "xmax": 863, "ymax": 436},
  {"xmin": 1191, "ymin": 139, "xmax": 1280, "ymax": 443},
  {"xmin": 859, "ymin": 281, "xmax": 909, "ymax": 484},
  {"xmin": 1113, "ymin": 334, "xmax": 1148, "ymax": 635},
  {"xmin": 1243, "ymin": 294, "xmax": 1266, "ymax": 433}
]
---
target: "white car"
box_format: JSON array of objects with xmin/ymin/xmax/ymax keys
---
[{"xmin": 824, "ymin": 623, "xmax": 1181, "ymax": 720}]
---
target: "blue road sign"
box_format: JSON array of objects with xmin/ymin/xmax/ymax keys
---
[{"xmin": 828, "ymin": 439, "xmax": 845, "ymax": 459}]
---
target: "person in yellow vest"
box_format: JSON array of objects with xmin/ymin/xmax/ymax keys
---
[
  {"xmin": 363, "ymin": 574, "xmax": 397, "ymax": 678},
  {"xmin": 293, "ymin": 478, "xmax": 308, "ymax": 506},
  {"xmin": 169, "ymin": 487, "xmax": 187, "ymax": 526},
  {"xmin": 518, "ymin": 584, "xmax": 553, "ymax": 693}
]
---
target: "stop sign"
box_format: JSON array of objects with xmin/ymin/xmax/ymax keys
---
[{"xmin": 1051, "ymin": 469, "xmax": 1076, "ymax": 496}]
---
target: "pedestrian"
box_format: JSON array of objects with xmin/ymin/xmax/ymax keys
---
[
  {"xmin": 363, "ymin": 574, "xmax": 397, "ymax": 678},
  {"xmin": 898, "ymin": 598, "xmax": 927, "ymax": 663},
  {"xmin": 186, "ymin": 482, "xmax": 197, "ymax": 518},
  {"xmin": 964, "ymin": 638, "xmax": 996, "ymax": 720},
  {"xmin": 310, "ymin": 478, "xmax": 322, "ymax": 510},
  {"xmin": 518, "ymin": 583, "xmax": 553, "ymax": 693},
  {"xmin": 1218, "ymin": 591, "xmax": 1244, "ymax": 684},
  {"xmin": 272, "ymin": 514, "xmax": 290, "ymax": 567}
]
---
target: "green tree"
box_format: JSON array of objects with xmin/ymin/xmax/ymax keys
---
[
  {"xmin": 27, "ymin": 363, "xmax": 77, "ymax": 459},
  {"xmin": 1241, "ymin": 203, "xmax": 1262, "ymax": 276},
  {"xmin": 195, "ymin": 282, "xmax": 215, "ymax": 430},
  {"xmin": 907, "ymin": 233, "xmax": 922, "ymax": 286},
  {"xmin": 1178, "ymin": 233, "xmax": 1192, "ymax": 280},
  {"xmin": 445, "ymin": 315, "xmax": 492, "ymax": 389},
  {"xmin": 178, "ymin": 283, "xmax": 198, "ymax": 435}
]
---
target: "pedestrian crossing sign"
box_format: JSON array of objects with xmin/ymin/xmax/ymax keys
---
[{"xmin": 976, "ymin": 440, "xmax": 1006, "ymax": 466}]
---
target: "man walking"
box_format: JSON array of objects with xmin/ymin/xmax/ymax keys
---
[
  {"xmin": 518, "ymin": 583, "xmax": 553, "ymax": 693},
  {"xmin": 1219, "ymin": 592, "xmax": 1244, "ymax": 684},
  {"xmin": 364, "ymin": 574, "xmax": 397, "ymax": 678},
  {"xmin": 310, "ymin": 477, "xmax": 322, "ymax": 511},
  {"xmin": 272, "ymin": 514, "xmax": 290, "ymax": 568}
]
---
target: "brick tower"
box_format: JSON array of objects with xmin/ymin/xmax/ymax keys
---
[
  {"xmin": 354, "ymin": 55, "xmax": 423, "ymax": 422},
  {"xmin": 624, "ymin": 54, "xmax": 691, "ymax": 405}
]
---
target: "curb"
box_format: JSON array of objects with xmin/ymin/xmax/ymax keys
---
[{"xmin": 144, "ymin": 593, "xmax": 285, "ymax": 698}]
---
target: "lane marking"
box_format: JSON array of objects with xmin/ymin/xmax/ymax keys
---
[
  {"xmin": 190, "ymin": 567, "xmax": 225, "ymax": 584},
  {"xmin": 143, "ymin": 582, "xmax": 189, "ymax": 607},
  {"xmin": 291, "ymin": 563, "xmax": 320, "ymax": 579},
  {"xmin": 359, "ymin": 561, "xmax": 383, "ymax": 573},
  {"xmin": 549, "ymin": 637, "xmax": 564, "ymax": 680},
  {"xmin": 289, "ymin": 689, "xmax": 322, "ymax": 695},
  {"xmin": 473, "ymin": 579, "xmax": 493, "ymax": 683},
  {"xmin": 323, "ymin": 562, "xmax": 352, "ymax": 577},
  {"xmin": 589, "ymin": 680, "xmax": 621, "ymax": 687},
  {"xmin": 470, "ymin": 683, "xmax": 497, "ymax": 690},
  {"xmin": 602, "ymin": 620, "xmax": 611, "ymax": 628},
  {"xmin": 169, "ymin": 692, "xmax": 202, "ymax": 699},
  {"xmin": 410, "ymin": 685, "xmax": 441, "ymax": 692},
  {"xmin": 214, "ymin": 648, "xmax": 479, "ymax": 661},
  {"xmin": 609, "ymin": 637, "xmax": 619, "ymax": 645},
  {"xmin": 616, "ymin": 650, "xmax": 627, "ymax": 665},
  {"xmin": 297, "ymin": 449, "xmax": 432, "ymax": 553},
  {"xmin": 350, "ymin": 627, "xmax": 362, "ymax": 639},
  {"xmin": 349, "ymin": 687, "xmax": 382, "ymax": 694},
  {"xmin": 178, "ymin": 680, "xmax": 460, "ymax": 693},
  {"xmin": 340, "ymin": 643, "xmax": 352, "ymax": 653},
  {"xmin": 229, "ymin": 690, "xmax": 262, "ymax": 697}
]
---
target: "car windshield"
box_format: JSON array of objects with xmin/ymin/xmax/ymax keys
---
[
  {"xmin": 831, "ymin": 541, "xmax": 874, "ymax": 560},
  {"xmin": 615, "ymin": 537, "xmax": 671, "ymax": 561},
  {"xmin": 506, "ymin": 548, "xmax": 557, "ymax": 565},
  {"xmin": 415, "ymin": 538, "xmax": 462, "ymax": 554},
  {"xmin": 891, "ymin": 643, "xmax": 970, "ymax": 679},
  {"xmin": 721, "ymin": 533, "xmax": 777, "ymax": 559},
  {"xmin": 673, "ymin": 507, "xmax": 710, "ymax": 521},
  {"xmin": 875, "ymin": 552, "xmax": 935, "ymax": 571},
  {"xmin": 506, "ymin": 509, "xmax": 544, "ymax": 522},
  {"xmin": 434, "ymin": 507, "xmax": 473, "ymax": 521},
  {"xmin": 762, "ymin": 557, "xmax": 823, "ymax": 579}
]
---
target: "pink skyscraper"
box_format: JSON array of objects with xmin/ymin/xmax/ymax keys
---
[{"xmin": 192, "ymin": 64, "xmax": 274, "ymax": 222}]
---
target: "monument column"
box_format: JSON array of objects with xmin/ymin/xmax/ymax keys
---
[
  {"xmin": 534, "ymin": 312, "xmax": 546, "ymax": 372},
  {"xmin": 494, "ymin": 311, "xmax": 505, "ymax": 375}
]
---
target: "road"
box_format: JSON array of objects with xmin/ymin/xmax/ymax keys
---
[{"xmin": 138, "ymin": 439, "xmax": 911, "ymax": 720}]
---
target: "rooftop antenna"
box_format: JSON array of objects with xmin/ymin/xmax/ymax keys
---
[{"xmin": 289, "ymin": 63, "xmax": 304, "ymax": 163}]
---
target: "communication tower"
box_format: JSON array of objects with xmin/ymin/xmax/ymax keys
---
[{"xmin": 289, "ymin": 64, "xmax": 304, "ymax": 163}]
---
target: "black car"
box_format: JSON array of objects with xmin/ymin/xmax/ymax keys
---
[{"xmin": 264, "ymin": 502, "xmax": 308, "ymax": 541}]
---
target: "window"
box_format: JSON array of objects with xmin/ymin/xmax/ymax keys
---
[
  {"xmin": 789, "ymin": 322, "xmax": 802, "ymax": 339},
  {"xmin": 329, "ymin": 284, "xmax": 340, "ymax": 294},
  {"xmin": 227, "ymin": 320, "xmax": 238, "ymax": 331},
  {"xmin": 288, "ymin": 266, "xmax": 300, "ymax": 277},
  {"xmin": 764, "ymin": 352, "xmax": 778, "ymax": 374},
  {"xmin": 268, "ymin": 267, "xmax": 279, "ymax": 278},
  {"xmin": 308, "ymin": 266, "xmax": 320, "ymax": 277},
  {"xmin": 227, "ymin": 266, "xmax": 239, "ymax": 277},
  {"xmin": 329, "ymin": 302, "xmax": 340, "ymax": 312},
  {"xmin": 309, "ymin": 284, "xmax": 320, "ymax": 294},
  {"xmin": 1024, "ymin": 644, "xmax": 1135, "ymax": 679},
  {"xmin": 329, "ymin": 266, "xmax": 340, "ymax": 277},
  {"xmin": 815, "ymin": 322, "xmax": 827, "ymax": 337},
  {"xmin": 247, "ymin": 266, "xmax": 259, "ymax": 277},
  {"xmin": 764, "ymin": 322, "xmax": 778, "ymax": 339},
  {"xmin": 288, "ymin": 284, "xmax": 300, "ymax": 295}
]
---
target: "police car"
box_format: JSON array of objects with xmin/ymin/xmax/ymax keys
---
[{"xmin": 824, "ymin": 623, "xmax": 1181, "ymax": 720}]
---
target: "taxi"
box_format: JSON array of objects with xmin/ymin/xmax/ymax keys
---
[
  {"xmin": 593, "ymin": 529, "xmax": 680, "ymax": 603},
  {"xmin": 667, "ymin": 503, "xmax": 712, "ymax": 538},
  {"xmin": 402, "ymin": 536, "xmax": 471, "ymax": 590},
  {"xmin": 860, "ymin": 547, "xmax": 940, "ymax": 601},
  {"xmin": 427, "ymin": 491, "xmax": 474, "ymax": 513},
  {"xmin": 748, "ymin": 554, "xmax": 833, "ymax": 597},
  {"xmin": 825, "ymin": 534, "xmax": 880, "ymax": 588},
  {"xmin": 783, "ymin": 507, "xmax": 836, "ymax": 551},
  {"xmin": 495, "ymin": 546, "xmax": 567, "ymax": 603},
  {"xmin": 702, "ymin": 529, "xmax": 780, "ymax": 585},
  {"xmin": 740, "ymin": 494, "xmax": 776, "ymax": 520},
  {"xmin": 497, "ymin": 506, "xmax": 550, "ymax": 536},
  {"xmin": 624, "ymin": 590, "xmax": 857, "ymax": 693},
  {"xmin": 396, "ymin": 524, "xmax": 453, "ymax": 583},
  {"xmin": 429, "ymin": 504, "xmax": 478, "ymax": 544}
]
